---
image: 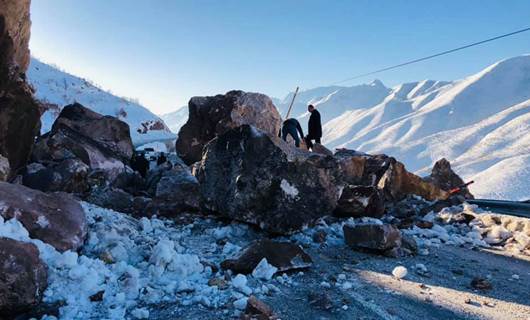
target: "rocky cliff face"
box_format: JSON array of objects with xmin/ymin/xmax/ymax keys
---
[{"xmin": 0, "ymin": 0, "xmax": 41, "ymax": 175}]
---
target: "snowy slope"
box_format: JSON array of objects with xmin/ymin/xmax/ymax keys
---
[
  {"xmin": 160, "ymin": 106, "xmax": 189, "ymax": 134},
  {"xmin": 284, "ymin": 55, "xmax": 530, "ymax": 200},
  {"xmin": 27, "ymin": 58, "xmax": 176, "ymax": 146}
]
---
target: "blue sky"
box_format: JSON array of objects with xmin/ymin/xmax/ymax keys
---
[{"xmin": 30, "ymin": 0, "xmax": 530, "ymax": 114}]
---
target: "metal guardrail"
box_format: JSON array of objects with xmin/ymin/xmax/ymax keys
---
[{"xmin": 467, "ymin": 199, "xmax": 530, "ymax": 219}]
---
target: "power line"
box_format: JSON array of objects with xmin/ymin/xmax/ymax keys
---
[{"xmin": 330, "ymin": 26, "xmax": 530, "ymax": 85}]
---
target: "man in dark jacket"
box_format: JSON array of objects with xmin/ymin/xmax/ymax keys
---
[
  {"xmin": 280, "ymin": 118, "xmax": 304, "ymax": 147},
  {"xmin": 305, "ymin": 104, "xmax": 322, "ymax": 151}
]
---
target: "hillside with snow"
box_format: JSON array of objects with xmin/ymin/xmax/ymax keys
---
[
  {"xmin": 161, "ymin": 106, "xmax": 188, "ymax": 134},
  {"xmin": 27, "ymin": 58, "xmax": 176, "ymax": 146},
  {"xmin": 277, "ymin": 55, "xmax": 530, "ymax": 200}
]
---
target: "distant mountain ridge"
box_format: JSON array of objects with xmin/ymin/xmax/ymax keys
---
[
  {"xmin": 27, "ymin": 58, "xmax": 176, "ymax": 146},
  {"xmin": 275, "ymin": 55, "xmax": 530, "ymax": 200}
]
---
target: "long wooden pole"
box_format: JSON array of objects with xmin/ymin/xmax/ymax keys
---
[{"xmin": 284, "ymin": 86, "xmax": 299, "ymax": 119}]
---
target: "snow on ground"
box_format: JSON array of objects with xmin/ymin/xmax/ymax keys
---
[
  {"xmin": 27, "ymin": 58, "xmax": 176, "ymax": 146},
  {"xmin": 0, "ymin": 203, "xmax": 287, "ymax": 319},
  {"xmin": 0, "ymin": 200, "xmax": 529, "ymax": 319}
]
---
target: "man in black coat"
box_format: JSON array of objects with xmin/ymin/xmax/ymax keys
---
[
  {"xmin": 305, "ymin": 104, "xmax": 322, "ymax": 151},
  {"xmin": 280, "ymin": 118, "xmax": 304, "ymax": 148}
]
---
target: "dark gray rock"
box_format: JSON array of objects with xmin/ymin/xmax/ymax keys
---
[
  {"xmin": 31, "ymin": 103, "xmax": 132, "ymax": 181},
  {"xmin": 335, "ymin": 185, "xmax": 385, "ymax": 218},
  {"xmin": 0, "ymin": 237, "xmax": 47, "ymax": 316},
  {"xmin": 196, "ymin": 125, "xmax": 342, "ymax": 234},
  {"xmin": 22, "ymin": 159, "xmax": 90, "ymax": 194},
  {"xmin": 343, "ymin": 223, "xmax": 402, "ymax": 253}
]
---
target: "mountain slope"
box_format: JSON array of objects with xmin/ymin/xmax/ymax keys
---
[
  {"xmin": 283, "ymin": 55, "xmax": 530, "ymax": 200},
  {"xmin": 27, "ymin": 58, "xmax": 176, "ymax": 146},
  {"xmin": 160, "ymin": 106, "xmax": 188, "ymax": 134}
]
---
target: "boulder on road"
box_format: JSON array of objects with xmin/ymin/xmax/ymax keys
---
[
  {"xmin": 424, "ymin": 158, "xmax": 473, "ymax": 199},
  {"xmin": 343, "ymin": 223, "xmax": 402, "ymax": 252},
  {"xmin": 221, "ymin": 239, "xmax": 312, "ymax": 274},
  {"xmin": 21, "ymin": 159, "xmax": 90, "ymax": 194},
  {"xmin": 0, "ymin": 182, "xmax": 87, "ymax": 252},
  {"xmin": 196, "ymin": 125, "xmax": 342, "ymax": 234},
  {"xmin": 176, "ymin": 90, "xmax": 282, "ymax": 165},
  {"xmin": 32, "ymin": 103, "xmax": 132, "ymax": 180},
  {"xmin": 377, "ymin": 159, "xmax": 449, "ymax": 202},
  {"xmin": 335, "ymin": 185, "xmax": 385, "ymax": 218},
  {"xmin": 147, "ymin": 163, "xmax": 201, "ymax": 216},
  {"xmin": 0, "ymin": 237, "xmax": 48, "ymax": 315}
]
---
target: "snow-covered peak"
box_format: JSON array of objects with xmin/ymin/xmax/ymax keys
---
[{"xmin": 27, "ymin": 58, "xmax": 176, "ymax": 146}]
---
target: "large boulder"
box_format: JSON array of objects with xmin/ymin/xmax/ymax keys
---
[
  {"xmin": 424, "ymin": 158, "xmax": 473, "ymax": 199},
  {"xmin": 221, "ymin": 239, "xmax": 312, "ymax": 274},
  {"xmin": 21, "ymin": 159, "xmax": 90, "ymax": 194},
  {"xmin": 0, "ymin": 237, "xmax": 47, "ymax": 315},
  {"xmin": 32, "ymin": 103, "xmax": 133, "ymax": 180},
  {"xmin": 147, "ymin": 164, "xmax": 201, "ymax": 216},
  {"xmin": 343, "ymin": 223, "xmax": 402, "ymax": 253},
  {"xmin": 176, "ymin": 90, "xmax": 282, "ymax": 165},
  {"xmin": 0, "ymin": 0, "xmax": 42, "ymax": 174},
  {"xmin": 0, "ymin": 182, "xmax": 87, "ymax": 252},
  {"xmin": 196, "ymin": 125, "xmax": 342, "ymax": 234},
  {"xmin": 377, "ymin": 158, "xmax": 449, "ymax": 202}
]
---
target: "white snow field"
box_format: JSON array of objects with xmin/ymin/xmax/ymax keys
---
[
  {"xmin": 275, "ymin": 55, "xmax": 530, "ymax": 200},
  {"xmin": 160, "ymin": 106, "xmax": 188, "ymax": 134},
  {"xmin": 27, "ymin": 58, "xmax": 176, "ymax": 146}
]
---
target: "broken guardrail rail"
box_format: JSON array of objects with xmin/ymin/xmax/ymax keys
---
[{"xmin": 467, "ymin": 199, "xmax": 530, "ymax": 219}]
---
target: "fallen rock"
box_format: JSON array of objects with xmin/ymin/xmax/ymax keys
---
[
  {"xmin": 0, "ymin": 237, "xmax": 48, "ymax": 315},
  {"xmin": 85, "ymin": 186, "xmax": 135, "ymax": 214},
  {"xmin": 378, "ymin": 159, "xmax": 449, "ymax": 202},
  {"xmin": 21, "ymin": 159, "xmax": 90, "ymax": 194},
  {"xmin": 197, "ymin": 125, "xmax": 342, "ymax": 234},
  {"xmin": 242, "ymin": 295, "xmax": 276, "ymax": 320},
  {"xmin": 424, "ymin": 158, "xmax": 473, "ymax": 199},
  {"xmin": 335, "ymin": 185, "xmax": 385, "ymax": 218},
  {"xmin": 470, "ymin": 277, "xmax": 492, "ymax": 290},
  {"xmin": 343, "ymin": 223, "xmax": 402, "ymax": 253},
  {"xmin": 147, "ymin": 163, "xmax": 201, "ymax": 216},
  {"xmin": 176, "ymin": 90, "xmax": 282, "ymax": 165},
  {"xmin": 0, "ymin": 182, "xmax": 87, "ymax": 252},
  {"xmin": 32, "ymin": 103, "xmax": 133, "ymax": 180},
  {"xmin": 0, "ymin": 153, "xmax": 9, "ymax": 181},
  {"xmin": 0, "ymin": 0, "xmax": 42, "ymax": 174},
  {"xmin": 221, "ymin": 239, "xmax": 312, "ymax": 274}
]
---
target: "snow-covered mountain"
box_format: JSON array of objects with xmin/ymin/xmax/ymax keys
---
[
  {"xmin": 160, "ymin": 106, "xmax": 188, "ymax": 134},
  {"xmin": 277, "ymin": 55, "xmax": 530, "ymax": 200},
  {"xmin": 27, "ymin": 58, "xmax": 176, "ymax": 146}
]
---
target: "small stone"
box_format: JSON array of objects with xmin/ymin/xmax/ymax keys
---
[
  {"xmin": 208, "ymin": 278, "xmax": 228, "ymax": 290},
  {"xmin": 89, "ymin": 290, "xmax": 104, "ymax": 302},
  {"xmin": 392, "ymin": 266, "xmax": 408, "ymax": 279},
  {"xmin": 470, "ymin": 277, "xmax": 492, "ymax": 290},
  {"xmin": 243, "ymin": 295, "xmax": 275, "ymax": 319},
  {"xmin": 511, "ymin": 274, "xmax": 520, "ymax": 280}
]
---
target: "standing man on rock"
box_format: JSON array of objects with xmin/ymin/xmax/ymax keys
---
[{"xmin": 305, "ymin": 104, "xmax": 322, "ymax": 151}]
